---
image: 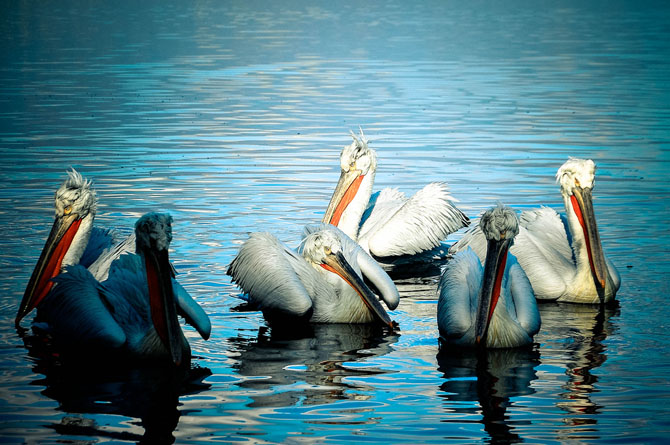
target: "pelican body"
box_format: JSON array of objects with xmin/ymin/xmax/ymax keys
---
[
  {"xmin": 450, "ymin": 158, "xmax": 620, "ymax": 304},
  {"xmin": 322, "ymin": 129, "xmax": 469, "ymax": 264},
  {"xmin": 16, "ymin": 169, "xmax": 134, "ymax": 327},
  {"xmin": 33, "ymin": 213, "xmax": 211, "ymax": 367},
  {"xmin": 227, "ymin": 224, "xmax": 399, "ymax": 329},
  {"xmin": 438, "ymin": 205, "xmax": 540, "ymax": 349}
]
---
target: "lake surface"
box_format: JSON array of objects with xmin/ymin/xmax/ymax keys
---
[{"xmin": 1, "ymin": 1, "xmax": 669, "ymax": 443}]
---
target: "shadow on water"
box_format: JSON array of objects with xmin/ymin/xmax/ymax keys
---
[
  {"xmin": 229, "ymin": 323, "xmax": 399, "ymax": 408},
  {"xmin": 437, "ymin": 347, "xmax": 541, "ymax": 444},
  {"xmin": 538, "ymin": 302, "xmax": 620, "ymax": 427},
  {"xmin": 20, "ymin": 331, "xmax": 212, "ymax": 444}
]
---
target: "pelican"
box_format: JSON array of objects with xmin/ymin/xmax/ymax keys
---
[
  {"xmin": 227, "ymin": 224, "xmax": 399, "ymax": 328},
  {"xmin": 437, "ymin": 204, "xmax": 540, "ymax": 348},
  {"xmin": 450, "ymin": 158, "xmax": 620, "ymax": 304},
  {"xmin": 33, "ymin": 213, "xmax": 211, "ymax": 367},
  {"xmin": 15, "ymin": 169, "xmax": 134, "ymax": 327},
  {"xmin": 322, "ymin": 129, "xmax": 469, "ymax": 264}
]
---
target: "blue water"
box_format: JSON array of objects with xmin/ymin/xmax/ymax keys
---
[{"xmin": 1, "ymin": 1, "xmax": 669, "ymax": 443}]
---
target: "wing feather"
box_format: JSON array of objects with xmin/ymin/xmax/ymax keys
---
[
  {"xmin": 79, "ymin": 227, "xmax": 115, "ymax": 268},
  {"xmin": 173, "ymin": 281, "xmax": 211, "ymax": 340},
  {"xmin": 448, "ymin": 221, "xmax": 488, "ymax": 261},
  {"xmin": 507, "ymin": 260, "xmax": 541, "ymax": 337},
  {"xmin": 39, "ymin": 265, "xmax": 127, "ymax": 349},
  {"xmin": 88, "ymin": 232, "xmax": 136, "ymax": 282},
  {"xmin": 227, "ymin": 233, "xmax": 314, "ymax": 317},
  {"xmin": 512, "ymin": 207, "xmax": 573, "ymax": 300},
  {"xmin": 362, "ymin": 183, "xmax": 469, "ymax": 257},
  {"xmin": 437, "ymin": 248, "xmax": 481, "ymax": 343}
]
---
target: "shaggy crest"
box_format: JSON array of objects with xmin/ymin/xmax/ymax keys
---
[
  {"xmin": 299, "ymin": 229, "xmax": 342, "ymax": 265},
  {"xmin": 340, "ymin": 127, "xmax": 377, "ymax": 174},
  {"xmin": 135, "ymin": 212, "xmax": 173, "ymax": 252},
  {"xmin": 479, "ymin": 203, "xmax": 519, "ymax": 241},
  {"xmin": 54, "ymin": 168, "xmax": 97, "ymax": 218},
  {"xmin": 556, "ymin": 157, "xmax": 596, "ymax": 194}
]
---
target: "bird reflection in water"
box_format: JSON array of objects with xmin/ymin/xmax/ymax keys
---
[
  {"xmin": 229, "ymin": 323, "xmax": 399, "ymax": 408},
  {"xmin": 21, "ymin": 332, "xmax": 211, "ymax": 444},
  {"xmin": 538, "ymin": 302, "xmax": 619, "ymax": 428},
  {"xmin": 437, "ymin": 347, "xmax": 540, "ymax": 444}
]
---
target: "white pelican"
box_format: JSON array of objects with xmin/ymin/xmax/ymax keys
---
[
  {"xmin": 15, "ymin": 169, "xmax": 134, "ymax": 327},
  {"xmin": 227, "ymin": 224, "xmax": 399, "ymax": 328},
  {"xmin": 33, "ymin": 213, "xmax": 211, "ymax": 367},
  {"xmin": 437, "ymin": 204, "xmax": 540, "ymax": 348},
  {"xmin": 450, "ymin": 158, "xmax": 621, "ymax": 304},
  {"xmin": 322, "ymin": 129, "xmax": 469, "ymax": 264}
]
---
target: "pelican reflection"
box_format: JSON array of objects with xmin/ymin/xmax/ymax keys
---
[
  {"xmin": 229, "ymin": 323, "xmax": 399, "ymax": 408},
  {"xmin": 437, "ymin": 347, "xmax": 540, "ymax": 443},
  {"xmin": 538, "ymin": 302, "xmax": 619, "ymax": 424},
  {"xmin": 22, "ymin": 332, "xmax": 211, "ymax": 444}
]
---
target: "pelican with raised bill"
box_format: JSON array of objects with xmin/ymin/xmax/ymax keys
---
[
  {"xmin": 438, "ymin": 204, "xmax": 540, "ymax": 348},
  {"xmin": 32, "ymin": 213, "xmax": 211, "ymax": 367},
  {"xmin": 227, "ymin": 224, "xmax": 399, "ymax": 329},
  {"xmin": 16, "ymin": 169, "xmax": 135, "ymax": 328},
  {"xmin": 322, "ymin": 129, "xmax": 469, "ymax": 266},
  {"xmin": 450, "ymin": 158, "xmax": 620, "ymax": 304}
]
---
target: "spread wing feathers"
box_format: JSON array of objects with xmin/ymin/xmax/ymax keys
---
[
  {"xmin": 513, "ymin": 207, "xmax": 574, "ymax": 300},
  {"xmin": 38, "ymin": 265, "xmax": 127, "ymax": 350},
  {"xmin": 448, "ymin": 221, "xmax": 488, "ymax": 261},
  {"xmin": 227, "ymin": 232, "xmax": 317, "ymax": 317},
  {"xmin": 360, "ymin": 188, "xmax": 406, "ymax": 228},
  {"xmin": 79, "ymin": 227, "xmax": 115, "ymax": 268},
  {"xmin": 88, "ymin": 232, "xmax": 136, "ymax": 282},
  {"xmin": 437, "ymin": 248, "xmax": 482, "ymax": 342},
  {"xmin": 360, "ymin": 182, "xmax": 469, "ymax": 257}
]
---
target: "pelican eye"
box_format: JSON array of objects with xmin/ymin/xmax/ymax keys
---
[
  {"xmin": 324, "ymin": 246, "xmax": 332, "ymax": 255},
  {"xmin": 574, "ymin": 177, "xmax": 581, "ymax": 187},
  {"xmin": 63, "ymin": 205, "xmax": 73, "ymax": 215}
]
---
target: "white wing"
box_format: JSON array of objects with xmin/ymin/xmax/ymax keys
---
[
  {"xmin": 448, "ymin": 220, "xmax": 488, "ymax": 261},
  {"xmin": 88, "ymin": 232, "xmax": 136, "ymax": 282},
  {"xmin": 512, "ymin": 207, "xmax": 574, "ymax": 300},
  {"xmin": 360, "ymin": 182, "xmax": 469, "ymax": 257},
  {"xmin": 227, "ymin": 232, "xmax": 318, "ymax": 318},
  {"xmin": 437, "ymin": 248, "xmax": 482, "ymax": 343}
]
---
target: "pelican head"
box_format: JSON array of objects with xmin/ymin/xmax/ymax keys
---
[
  {"xmin": 323, "ymin": 128, "xmax": 377, "ymax": 227},
  {"xmin": 135, "ymin": 212, "xmax": 172, "ymax": 252},
  {"xmin": 339, "ymin": 128, "xmax": 377, "ymax": 177},
  {"xmin": 300, "ymin": 228, "xmax": 395, "ymax": 328},
  {"xmin": 557, "ymin": 157, "xmax": 596, "ymax": 195},
  {"xmin": 556, "ymin": 157, "xmax": 608, "ymax": 297},
  {"xmin": 135, "ymin": 212, "xmax": 185, "ymax": 367},
  {"xmin": 475, "ymin": 204, "xmax": 518, "ymax": 346},
  {"xmin": 16, "ymin": 169, "xmax": 98, "ymax": 327}
]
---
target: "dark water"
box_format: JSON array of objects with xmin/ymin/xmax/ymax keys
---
[{"xmin": 1, "ymin": 1, "xmax": 669, "ymax": 443}]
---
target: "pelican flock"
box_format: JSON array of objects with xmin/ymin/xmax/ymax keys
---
[
  {"xmin": 227, "ymin": 224, "xmax": 399, "ymax": 329},
  {"xmin": 26, "ymin": 212, "xmax": 210, "ymax": 367},
  {"xmin": 15, "ymin": 141, "xmax": 622, "ymax": 383},
  {"xmin": 16, "ymin": 169, "xmax": 135, "ymax": 328},
  {"xmin": 450, "ymin": 158, "xmax": 620, "ymax": 304},
  {"xmin": 437, "ymin": 204, "xmax": 540, "ymax": 349},
  {"xmin": 322, "ymin": 129, "xmax": 469, "ymax": 264}
]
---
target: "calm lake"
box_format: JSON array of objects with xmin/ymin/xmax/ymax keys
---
[{"xmin": 1, "ymin": 1, "xmax": 669, "ymax": 443}]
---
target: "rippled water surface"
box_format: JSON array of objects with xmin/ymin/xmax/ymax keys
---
[{"xmin": 1, "ymin": 1, "xmax": 669, "ymax": 443}]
